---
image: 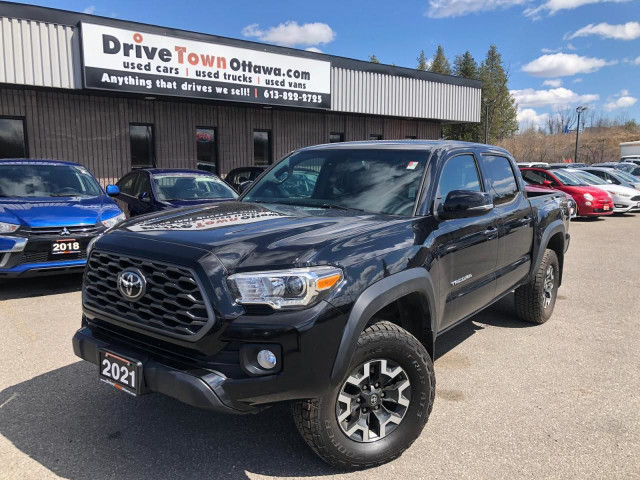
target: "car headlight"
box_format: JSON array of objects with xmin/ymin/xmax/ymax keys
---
[
  {"xmin": 227, "ymin": 266, "xmax": 343, "ymax": 310},
  {"xmin": 583, "ymin": 193, "xmax": 594, "ymax": 201},
  {"xmin": 0, "ymin": 222, "xmax": 20, "ymax": 234},
  {"xmin": 101, "ymin": 212, "xmax": 126, "ymax": 229}
]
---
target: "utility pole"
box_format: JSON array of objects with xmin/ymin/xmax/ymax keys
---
[{"xmin": 574, "ymin": 106, "xmax": 588, "ymax": 163}]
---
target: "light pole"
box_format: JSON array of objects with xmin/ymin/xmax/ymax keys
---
[{"xmin": 574, "ymin": 106, "xmax": 588, "ymax": 163}]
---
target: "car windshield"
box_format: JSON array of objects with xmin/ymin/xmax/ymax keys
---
[
  {"xmin": 571, "ymin": 170, "xmax": 606, "ymax": 185},
  {"xmin": 0, "ymin": 163, "xmax": 102, "ymax": 197},
  {"xmin": 613, "ymin": 170, "xmax": 639, "ymax": 183},
  {"xmin": 243, "ymin": 149, "xmax": 428, "ymax": 216},
  {"xmin": 552, "ymin": 169, "xmax": 586, "ymax": 186},
  {"xmin": 152, "ymin": 174, "xmax": 238, "ymax": 201},
  {"xmin": 616, "ymin": 163, "xmax": 636, "ymax": 173}
]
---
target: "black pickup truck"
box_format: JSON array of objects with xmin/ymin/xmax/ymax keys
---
[{"xmin": 73, "ymin": 141, "xmax": 570, "ymax": 468}]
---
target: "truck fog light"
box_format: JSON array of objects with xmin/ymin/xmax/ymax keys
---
[{"xmin": 257, "ymin": 350, "xmax": 277, "ymax": 369}]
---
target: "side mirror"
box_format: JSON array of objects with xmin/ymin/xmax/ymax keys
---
[
  {"xmin": 542, "ymin": 180, "xmax": 553, "ymax": 187},
  {"xmin": 106, "ymin": 185, "xmax": 120, "ymax": 197},
  {"xmin": 138, "ymin": 191, "xmax": 150, "ymax": 202},
  {"xmin": 440, "ymin": 190, "xmax": 493, "ymax": 220},
  {"xmin": 238, "ymin": 181, "xmax": 254, "ymax": 194}
]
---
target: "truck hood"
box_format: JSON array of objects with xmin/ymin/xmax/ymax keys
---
[
  {"xmin": 0, "ymin": 195, "xmax": 122, "ymax": 228},
  {"xmin": 103, "ymin": 201, "xmax": 416, "ymax": 272}
]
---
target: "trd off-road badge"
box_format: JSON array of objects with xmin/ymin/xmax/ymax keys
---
[{"xmin": 117, "ymin": 269, "xmax": 146, "ymax": 301}]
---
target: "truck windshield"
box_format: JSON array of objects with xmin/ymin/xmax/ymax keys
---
[
  {"xmin": 243, "ymin": 149, "xmax": 428, "ymax": 216},
  {"xmin": 0, "ymin": 164, "xmax": 102, "ymax": 197},
  {"xmin": 152, "ymin": 174, "xmax": 238, "ymax": 201}
]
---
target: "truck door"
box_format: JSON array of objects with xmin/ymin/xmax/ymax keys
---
[
  {"xmin": 481, "ymin": 154, "xmax": 534, "ymax": 297},
  {"xmin": 433, "ymin": 152, "xmax": 499, "ymax": 331}
]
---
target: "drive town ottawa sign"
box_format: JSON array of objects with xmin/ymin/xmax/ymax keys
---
[{"xmin": 80, "ymin": 23, "xmax": 332, "ymax": 109}]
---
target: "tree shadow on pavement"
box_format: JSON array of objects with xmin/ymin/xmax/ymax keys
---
[
  {"xmin": 0, "ymin": 273, "xmax": 83, "ymax": 301},
  {"xmin": 0, "ymin": 362, "xmax": 336, "ymax": 480}
]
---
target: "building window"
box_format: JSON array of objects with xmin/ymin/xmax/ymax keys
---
[
  {"xmin": 195, "ymin": 127, "xmax": 217, "ymax": 173},
  {"xmin": 330, "ymin": 132, "xmax": 344, "ymax": 143},
  {"xmin": 129, "ymin": 124, "xmax": 155, "ymax": 169},
  {"xmin": 370, "ymin": 134, "xmax": 382, "ymax": 140},
  {"xmin": 253, "ymin": 130, "xmax": 272, "ymax": 166},
  {"xmin": 0, "ymin": 117, "xmax": 27, "ymax": 158}
]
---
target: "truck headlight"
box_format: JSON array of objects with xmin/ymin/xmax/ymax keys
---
[
  {"xmin": 583, "ymin": 193, "xmax": 594, "ymax": 201},
  {"xmin": 0, "ymin": 222, "xmax": 19, "ymax": 234},
  {"xmin": 227, "ymin": 266, "xmax": 343, "ymax": 310},
  {"xmin": 101, "ymin": 212, "xmax": 126, "ymax": 229}
]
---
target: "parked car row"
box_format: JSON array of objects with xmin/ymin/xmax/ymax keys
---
[
  {"xmin": 0, "ymin": 160, "xmax": 265, "ymax": 277},
  {"xmin": 517, "ymin": 162, "xmax": 640, "ymax": 217}
]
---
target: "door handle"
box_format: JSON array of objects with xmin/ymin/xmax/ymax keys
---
[
  {"xmin": 522, "ymin": 216, "xmax": 532, "ymax": 225},
  {"xmin": 484, "ymin": 226, "xmax": 498, "ymax": 238}
]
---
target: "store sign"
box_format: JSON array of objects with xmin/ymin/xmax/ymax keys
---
[{"xmin": 80, "ymin": 23, "xmax": 331, "ymax": 109}]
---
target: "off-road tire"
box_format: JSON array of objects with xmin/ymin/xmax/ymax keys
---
[
  {"xmin": 292, "ymin": 321, "xmax": 435, "ymax": 469},
  {"xmin": 514, "ymin": 249, "xmax": 559, "ymax": 324}
]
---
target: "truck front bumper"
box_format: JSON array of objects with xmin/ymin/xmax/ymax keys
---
[{"xmin": 72, "ymin": 326, "xmax": 255, "ymax": 414}]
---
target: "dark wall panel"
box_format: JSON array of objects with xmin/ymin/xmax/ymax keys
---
[{"xmin": 0, "ymin": 87, "xmax": 442, "ymax": 184}]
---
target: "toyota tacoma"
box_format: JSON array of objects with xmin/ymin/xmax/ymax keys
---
[{"xmin": 73, "ymin": 141, "xmax": 570, "ymax": 468}]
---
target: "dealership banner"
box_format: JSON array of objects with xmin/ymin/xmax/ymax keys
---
[{"xmin": 80, "ymin": 23, "xmax": 332, "ymax": 109}]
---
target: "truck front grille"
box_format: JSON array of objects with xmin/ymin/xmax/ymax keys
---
[{"xmin": 83, "ymin": 250, "xmax": 212, "ymax": 337}]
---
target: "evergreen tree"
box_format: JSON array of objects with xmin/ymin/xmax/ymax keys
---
[
  {"xmin": 429, "ymin": 45, "xmax": 451, "ymax": 75},
  {"xmin": 479, "ymin": 45, "xmax": 518, "ymax": 143},
  {"xmin": 444, "ymin": 51, "xmax": 481, "ymax": 141},
  {"xmin": 369, "ymin": 54, "xmax": 380, "ymax": 64},
  {"xmin": 416, "ymin": 50, "xmax": 428, "ymax": 71}
]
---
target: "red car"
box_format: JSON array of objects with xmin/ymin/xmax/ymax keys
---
[
  {"xmin": 525, "ymin": 184, "xmax": 577, "ymax": 218},
  {"xmin": 520, "ymin": 167, "xmax": 613, "ymax": 217}
]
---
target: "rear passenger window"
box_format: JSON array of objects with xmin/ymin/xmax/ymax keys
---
[
  {"xmin": 437, "ymin": 154, "xmax": 482, "ymax": 202},
  {"xmin": 483, "ymin": 155, "xmax": 519, "ymax": 205}
]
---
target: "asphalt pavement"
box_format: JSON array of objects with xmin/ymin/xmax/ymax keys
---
[{"xmin": 1, "ymin": 215, "xmax": 639, "ymax": 480}]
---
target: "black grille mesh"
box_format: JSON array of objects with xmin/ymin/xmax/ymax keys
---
[{"xmin": 84, "ymin": 250, "xmax": 211, "ymax": 337}]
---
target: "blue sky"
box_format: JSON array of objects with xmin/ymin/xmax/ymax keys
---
[{"xmin": 13, "ymin": 0, "xmax": 640, "ymax": 130}]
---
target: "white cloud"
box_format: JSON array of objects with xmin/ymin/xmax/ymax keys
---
[
  {"xmin": 543, "ymin": 79, "xmax": 563, "ymax": 87},
  {"xmin": 511, "ymin": 87, "xmax": 599, "ymax": 107},
  {"xmin": 566, "ymin": 43, "xmax": 577, "ymax": 50},
  {"xmin": 305, "ymin": 47, "xmax": 323, "ymax": 53},
  {"xmin": 541, "ymin": 47, "xmax": 561, "ymax": 53},
  {"xmin": 426, "ymin": 0, "xmax": 525, "ymax": 18},
  {"xmin": 604, "ymin": 93, "xmax": 638, "ymax": 111},
  {"xmin": 517, "ymin": 108, "xmax": 550, "ymax": 130},
  {"xmin": 567, "ymin": 21, "xmax": 640, "ymax": 41},
  {"xmin": 572, "ymin": 77, "xmax": 583, "ymax": 83},
  {"xmin": 525, "ymin": 0, "xmax": 629, "ymax": 17},
  {"xmin": 522, "ymin": 53, "xmax": 616, "ymax": 77},
  {"xmin": 83, "ymin": 5, "xmax": 96, "ymax": 14},
  {"xmin": 634, "ymin": 56, "xmax": 640, "ymax": 66},
  {"xmin": 241, "ymin": 22, "xmax": 335, "ymax": 48}
]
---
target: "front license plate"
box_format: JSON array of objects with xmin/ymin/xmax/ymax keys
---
[
  {"xmin": 99, "ymin": 350, "xmax": 142, "ymax": 396},
  {"xmin": 603, "ymin": 205, "xmax": 610, "ymax": 211},
  {"xmin": 51, "ymin": 238, "xmax": 81, "ymax": 255}
]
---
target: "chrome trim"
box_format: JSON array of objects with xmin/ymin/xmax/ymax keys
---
[
  {"xmin": 0, "ymin": 236, "xmax": 28, "ymax": 253},
  {"xmin": 467, "ymin": 204, "xmax": 494, "ymax": 211}
]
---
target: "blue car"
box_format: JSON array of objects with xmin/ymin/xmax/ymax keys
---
[
  {"xmin": 114, "ymin": 169, "xmax": 238, "ymax": 217},
  {"xmin": 0, "ymin": 159, "xmax": 125, "ymax": 277}
]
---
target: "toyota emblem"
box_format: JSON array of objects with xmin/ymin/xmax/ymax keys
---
[{"xmin": 117, "ymin": 269, "xmax": 146, "ymax": 302}]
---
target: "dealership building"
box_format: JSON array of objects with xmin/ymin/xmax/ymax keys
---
[{"xmin": 0, "ymin": 2, "xmax": 481, "ymax": 183}]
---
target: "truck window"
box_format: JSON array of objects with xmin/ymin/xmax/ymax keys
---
[
  {"xmin": 436, "ymin": 154, "xmax": 482, "ymax": 202},
  {"xmin": 483, "ymin": 155, "xmax": 519, "ymax": 205}
]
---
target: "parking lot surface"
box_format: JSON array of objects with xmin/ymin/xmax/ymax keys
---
[{"xmin": 1, "ymin": 216, "xmax": 639, "ymax": 480}]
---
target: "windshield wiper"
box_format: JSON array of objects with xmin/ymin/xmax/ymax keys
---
[{"xmin": 315, "ymin": 204, "xmax": 370, "ymax": 213}]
